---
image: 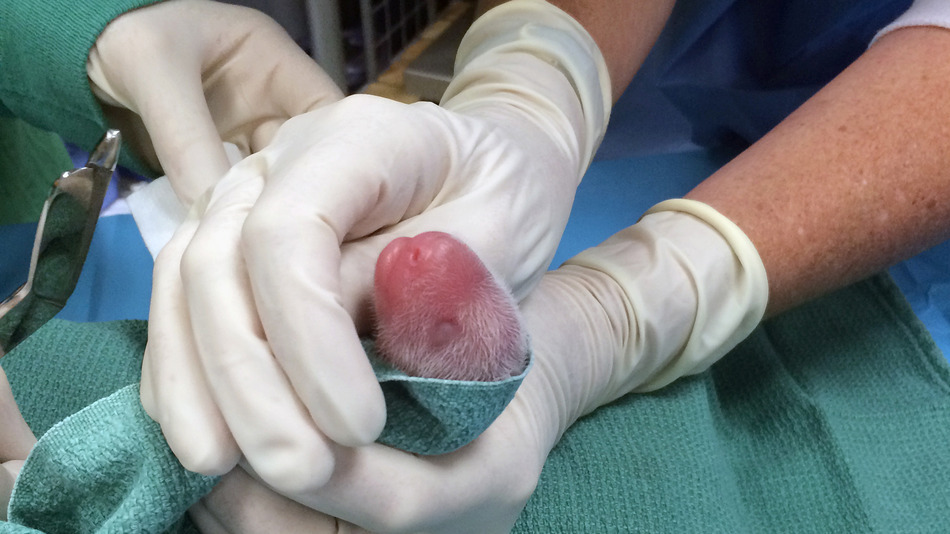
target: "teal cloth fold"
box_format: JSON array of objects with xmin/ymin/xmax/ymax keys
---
[
  {"xmin": 368, "ymin": 340, "xmax": 531, "ymax": 455},
  {"xmin": 7, "ymin": 385, "xmax": 217, "ymax": 534},
  {"xmin": 0, "ymin": 321, "xmax": 529, "ymax": 532},
  {"xmin": 2, "ymin": 273, "xmax": 949, "ymax": 532}
]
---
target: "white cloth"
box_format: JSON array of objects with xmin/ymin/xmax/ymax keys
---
[
  {"xmin": 126, "ymin": 177, "xmax": 187, "ymax": 259},
  {"xmin": 127, "ymin": 143, "xmax": 243, "ymax": 259}
]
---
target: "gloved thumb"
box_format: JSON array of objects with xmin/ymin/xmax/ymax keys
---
[{"xmin": 88, "ymin": 22, "xmax": 232, "ymax": 206}]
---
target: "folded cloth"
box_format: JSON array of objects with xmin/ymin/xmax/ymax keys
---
[
  {"xmin": 6, "ymin": 385, "xmax": 216, "ymax": 534},
  {"xmin": 2, "ymin": 274, "xmax": 949, "ymax": 532},
  {"xmin": 0, "ymin": 322, "xmax": 529, "ymax": 532},
  {"xmin": 368, "ymin": 342, "xmax": 531, "ymax": 455}
]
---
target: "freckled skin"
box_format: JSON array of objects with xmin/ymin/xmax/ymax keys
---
[{"xmin": 374, "ymin": 232, "xmax": 528, "ymax": 381}]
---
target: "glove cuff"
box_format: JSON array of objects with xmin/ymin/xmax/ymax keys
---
[
  {"xmin": 442, "ymin": 0, "xmax": 611, "ymax": 173},
  {"xmin": 565, "ymin": 199, "xmax": 768, "ymax": 408},
  {"xmin": 641, "ymin": 199, "xmax": 769, "ymax": 388}
]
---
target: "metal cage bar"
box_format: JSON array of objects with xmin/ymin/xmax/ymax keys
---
[{"xmin": 358, "ymin": 0, "xmax": 450, "ymax": 83}]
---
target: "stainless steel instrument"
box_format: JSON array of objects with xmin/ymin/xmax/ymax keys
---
[{"xmin": 0, "ymin": 130, "xmax": 121, "ymax": 357}]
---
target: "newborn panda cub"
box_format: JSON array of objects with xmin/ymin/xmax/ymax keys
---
[{"xmin": 373, "ymin": 232, "xmax": 529, "ymax": 381}]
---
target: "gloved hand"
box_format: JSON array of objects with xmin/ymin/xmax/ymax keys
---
[
  {"xmin": 86, "ymin": 0, "xmax": 343, "ymax": 205},
  {"xmin": 184, "ymin": 199, "xmax": 769, "ymax": 533},
  {"xmin": 140, "ymin": 0, "xmax": 611, "ymax": 493},
  {"xmin": 0, "ymin": 367, "xmax": 35, "ymax": 521}
]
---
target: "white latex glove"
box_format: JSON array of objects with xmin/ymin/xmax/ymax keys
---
[
  {"xmin": 185, "ymin": 200, "xmax": 768, "ymax": 533},
  {"xmin": 140, "ymin": 0, "xmax": 611, "ymax": 493},
  {"xmin": 188, "ymin": 468, "xmax": 354, "ymax": 534},
  {"xmin": 0, "ymin": 367, "xmax": 36, "ymax": 521},
  {"xmin": 86, "ymin": 0, "xmax": 343, "ymax": 205}
]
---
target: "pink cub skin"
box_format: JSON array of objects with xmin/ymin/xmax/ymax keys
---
[{"xmin": 373, "ymin": 232, "xmax": 529, "ymax": 381}]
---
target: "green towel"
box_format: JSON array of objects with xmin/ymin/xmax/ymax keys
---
[
  {"xmin": 0, "ymin": 318, "xmax": 528, "ymax": 456},
  {"xmin": 1, "ymin": 323, "xmax": 530, "ymax": 532},
  {"xmin": 0, "ymin": 0, "xmax": 162, "ymax": 176},
  {"xmin": 515, "ymin": 274, "xmax": 950, "ymax": 533},
  {"xmin": 8, "ymin": 385, "xmax": 216, "ymax": 534},
  {"xmin": 369, "ymin": 342, "xmax": 531, "ymax": 455},
  {"xmin": 0, "ymin": 118, "xmax": 73, "ymax": 226},
  {"xmin": 2, "ymin": 273, "xmax": 949, "ymax": 532}
]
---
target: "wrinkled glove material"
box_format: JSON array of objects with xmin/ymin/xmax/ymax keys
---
[{"xmin": 445, "ymin": 0, "xmax": 612, "ymax": 173}]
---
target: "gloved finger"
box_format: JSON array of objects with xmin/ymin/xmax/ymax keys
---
[
  {"xmin": 88, "ymin": 15, "xmax": 232, "ymax": 206},
  {"xmin": 185, "ymin": 502, "xmax": 229, "ymax": 534},
  {"xmin": 337, "ymin": 236, "xmax": 390, "ymax": 334},
  {"xmin": 280, "ymin": 422, "xmax": 539, "ymax": 534},
  {"xmin": 141, "ymin": 43, "xmax": 343, "ymax": 206},
  {"xmin": 1, "ymin": 460, "xmax": 24, "ymax": 521},
  {"xmin": 179, "ymin": 159, "xmax": 336, "ymax": 491},
  {"xmin": 324, "ymin": 117, "xmax": 569, "ymax": 321},
  {"xmin": 254, "ymin": 98, "xmax": 451, "ymax": 241},
  {"xmin": 132, "ymin": 68, "xmax": 234, "ymax": 207},
  {"xmin": 0, "ymin": 367, "xmax": 35, "ymax": 462},
  {"xmin": 191, "ymin": 467, "xmax": 365, "ymax": 534},
  {"xmin": 236, "ymin": 100, "xmax": 451, "ymax": 446},
  {"xmin": 206, "ymin": 21, "xmax": 345, "ymax": 154},
  {"xmin": 142, "ymin": 214, "xmax": 240, "ymax": 475}
]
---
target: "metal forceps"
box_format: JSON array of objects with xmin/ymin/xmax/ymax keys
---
[{"xmin": 0, "ymin": 130, "xmax": 121, "ymax": 357}]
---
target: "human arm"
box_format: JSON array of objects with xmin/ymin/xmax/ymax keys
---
[
  {"xmin": 0, "ymin": 367, "xmax": 36, "ymax": 521},
  {"xmin": 687, "ymin": 24, "xmax": 950, "ymax": 316},
  {"xmin": 477, "ymin": 0, "xmax": 675, "ymax": 101}
]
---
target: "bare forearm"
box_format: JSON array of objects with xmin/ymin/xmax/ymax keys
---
[
  {"xmin": 687, "ymin": 26, "xmax": 950, "ymax": 316},
  {"xmin": 476, "ymin": 0, "xmax": 675, "ymax": 100},
  {"xmin": 1, "ymin": 367, "xmax": 35, "ymax": 520}
]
